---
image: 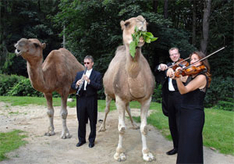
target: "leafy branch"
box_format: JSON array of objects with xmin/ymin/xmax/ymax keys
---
[{"xmin": 129, "ymin": 27, "xmax": 158, "ymax": 58}]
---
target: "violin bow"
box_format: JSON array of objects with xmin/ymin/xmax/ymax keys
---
[
  {"xmin": 185, "ymin": 46, "xmax": 226, "ymax": 69},
  {"xmin": 168, "ymin": 56, "xmax": 190, "ymax": 68}
]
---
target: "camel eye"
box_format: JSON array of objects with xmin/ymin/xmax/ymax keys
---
[
  {"xmin": 33, "ymin": 43, "xmax": 40, "ymax": 48},
  {"xmin": 124, "ymin": 22, "xmax": 130, "ymax": 28}
]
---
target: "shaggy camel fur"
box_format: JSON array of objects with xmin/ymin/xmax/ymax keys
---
[
  {"xmin": 100, "ymin": 16, "xmax": 155, "ymax": 161},
  {"xmin": 14, "ymin": 38, "xmax": 84, "ymax": 139}
]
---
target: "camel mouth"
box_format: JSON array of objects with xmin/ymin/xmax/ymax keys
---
[
  {"xmin": 14, "ymin": 42, "xmax": 22, "ymax": 56},
  {"xmin": 139, "ymin": 36, "xmax": 144, "ymax": 43},
  {"xmin": 15, "ymin": 48, "xmax": 22, "ymax": 56}
]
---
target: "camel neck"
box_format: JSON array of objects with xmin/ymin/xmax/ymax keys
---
[
  {"xmin": 27, "ymin": 61, "xmax": 48, "ymax": 92},
  {"xmin": 125, "ymin": 46, "xmax": 141, "ymax": 78}
]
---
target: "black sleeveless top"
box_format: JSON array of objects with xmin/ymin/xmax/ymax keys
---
[{"xmin": 181, "ymin": 73, "xmax": 208, "ymax": 110}]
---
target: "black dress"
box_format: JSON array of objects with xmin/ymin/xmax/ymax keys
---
[{"xmin": 176, "ymin": 74, "xmax": 208, "ymax": 164}]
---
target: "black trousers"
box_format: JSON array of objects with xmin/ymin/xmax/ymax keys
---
[
  {"xmin": 167, "ymin": 91, "xmax": 181, "ymax": 149},
  {"xmin": 76, "ymin": 95, "xmax": 98, "ymax": 143}
]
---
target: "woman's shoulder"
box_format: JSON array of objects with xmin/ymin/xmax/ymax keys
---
[{"xmin": 194, "ymin": 74, "xmax": 207, "ymax": 90}]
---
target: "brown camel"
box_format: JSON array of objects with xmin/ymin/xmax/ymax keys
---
[
  {"xmin": 14, "ymin": 38, "xmax": 84, "ymax": 139},
  {"xmin": 100, "ymin": 16, "xmax": 155, "ymax": 161}
]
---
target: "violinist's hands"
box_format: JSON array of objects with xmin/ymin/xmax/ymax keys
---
[
  {"xmin": 159, "ymin": 64, "xmax": 168, "ymax": 71},
  {"xmin": 174, "ymin": 67, "xmax": 182, "ymax": 79},
  {"xmin": 167, "ymin": 68, "xmax": 175, "ymax": 78}
]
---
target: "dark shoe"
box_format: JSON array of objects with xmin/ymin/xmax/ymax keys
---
[
  {"xmin": 166, "ymin": 148, "xmax": 177, "ymax": 155},
  {"xmin": 89, "ymin": 142, "xmax": 95, "ymax": 148},
  {"xmin": 76, "ymin": 141, "xmax": 86, "ymax": 147}
]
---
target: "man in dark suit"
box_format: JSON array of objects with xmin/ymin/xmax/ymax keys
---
[
  {"xmin": 71, "ymin": 55, "xmax": 102, "ymax": 148},
  {"xmin": 154, "ymin": 47, "xmax": 182, "ymax": 155}
]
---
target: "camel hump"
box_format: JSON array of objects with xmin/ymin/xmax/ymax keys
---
[
  {"xmin": 48, "ymin": 48, "xmax": 77, "ymax": 61},
  {"xmin": 57, "ymin": 48, "xmax": 74, "ymax": 56}
]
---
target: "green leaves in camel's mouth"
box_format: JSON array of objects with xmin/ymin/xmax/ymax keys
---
[{"xmin": 129, "ymin": 26, "xmax": 158, "ymax": 58}]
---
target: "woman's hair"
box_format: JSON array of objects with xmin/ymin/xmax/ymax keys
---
[{"xmin": 190, "ymin": 51, "xmax": 212, "ymax": 87}]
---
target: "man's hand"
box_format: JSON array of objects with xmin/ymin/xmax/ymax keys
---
[
  {"xmin": 76, "ymin": 79, "xmax": 83, "ymax": 86},
  {"xmin": 159, "ymin": 64, "xmax": 168, "ymax": 71},
  {"xmin": 83, "ymin": 75, "xmax": 90, "ymax": 84},
  {"xmin": 166, "ymin": 68, "xmax": 175, "ymax": 78}
]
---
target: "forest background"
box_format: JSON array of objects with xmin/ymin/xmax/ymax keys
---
[{"xmin": 0, "ymin": 0, "xmax": 233, "ymax": 110}]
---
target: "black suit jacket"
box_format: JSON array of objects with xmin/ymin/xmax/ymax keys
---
[
  {"xmin": 71, "ymin": 69, "xmax": 102, "ymax": 97},
  {"xmin": 154, "ymin": 62, "xmax": 178, "ymax": 117}
]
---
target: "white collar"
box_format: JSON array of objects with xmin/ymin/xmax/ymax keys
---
[{"xmin": 86, "ymin": 68, "xmax": 93, "ymax": 73}]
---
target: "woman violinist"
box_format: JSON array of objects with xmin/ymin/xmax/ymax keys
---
[{"xmin": 169, "ymin": 51, "xmax": 211, "ymax": 164}]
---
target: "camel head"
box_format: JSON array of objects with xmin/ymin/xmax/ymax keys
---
[
  {"xmin": 14, "ymin": 38, "xmax": 46, "ymax": 61},
  {"xmin": 120, "ymin": 15, "xmax": 147, "ymax": 47}
]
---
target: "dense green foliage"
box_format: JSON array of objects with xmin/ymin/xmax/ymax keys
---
[
  {"xmin": 205, "ymin": 76, "xmax": 234, "ymax": 110},
  {"xmin": 0, "ymin": 0, "xmax": 61, "ymax": 76},
  {"xmin": 0, "ymin": 0, "xmax": 233, "ymax": 108},
  {"xmin": 7, "ymin": 79, "xmax": 43, "ymax": 97},
  {"xmin": 0, "ymin": 74, "xmax": 42, "ymax": 97},
  {"xmin": 0, "ymin": 74, "xmax": 25, "ymax": 96},
  {"xmin": 0, "ymin": 130, "xmax": 27, "ymax": 161},
  {"xmin": 53, "ymin": 0, "xmax": 196, "ymax": 73}
]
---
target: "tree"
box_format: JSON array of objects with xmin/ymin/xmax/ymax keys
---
[
  {"xmin": 0, "ymin": 0, "xmax": 61, "ymax": 76},
  {"xmin": 200, "ymin": 0, "xmax": 211, "ymax": 54},
  {"xmin": 164, "ymin": 0, "xmax": 168, "ymax": 19},
  {"xmin": 191, "ymin": 0, "xmax": 196, "ymax": 46}
]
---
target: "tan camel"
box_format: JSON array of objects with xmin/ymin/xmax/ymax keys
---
[
  {"xmin": 100, "ymin": 16, "xmax": 155, "ymax": 161},
  {"xmin": 14, "ymin": 38, "xmax": 84, "ymax": 139}
]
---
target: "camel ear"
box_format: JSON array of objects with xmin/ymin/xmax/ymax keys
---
[
  {"xmin": 42, "ymin": 43, "xmax": 46, "ymax": 49},
  {"xmin": 120, "ymin": 20, "xmax": 125, "ymax": 30},
  {"xmin": 137, "ymin": 15, "xmax": 144, "ymax": 20}
]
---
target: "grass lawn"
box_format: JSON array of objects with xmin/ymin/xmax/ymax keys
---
[
  {"xmin": 0, "ymin": 96, "xmax": 233, "ymax": 158},
  {"xmin": 0, "ymin": 130, "xmax": 27, "ymax": 161}
]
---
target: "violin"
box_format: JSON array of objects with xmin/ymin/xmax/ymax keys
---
[
  {"xmin": 169, "ymin": 57, "xmax": 189, "ymax": 70},
  {"xmin": 175, "ymin": 65, "xmax": 207, "ymax": 78}
]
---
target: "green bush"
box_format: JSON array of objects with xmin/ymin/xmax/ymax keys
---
[
  {"xmin": 7, "ymin": 79, "xmax": 43, "ymax": 97},
  {"xmin": 204, "ymin": 76, "xmax": 234, "ymax": 110},
  {"xmin": 214, "ymin": 98, "xmax": 234, "ymax": 111},
  {"xmin": 153, "ymin": 83, "xmax": 162, "ymax": 102},
  {"xmin": 0, "ymin": 74, "xmax": 25, "ymax": 96}
]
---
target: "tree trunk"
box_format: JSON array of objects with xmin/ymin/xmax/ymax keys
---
[
  {"xmin": 192, "ymin": 0, "xmax": 196, "ymax": 46},
  {"xmin": 164, "ymin": 0, "xmax": 168, "ymax": 19},
  {"xmin": 153, "ymin": 0, "xmax": 158, "ymax": 13},
  {"xmin": 200, "ymin": 0, "xmax": 211, "ymax": 54},
  {"xmin": 63, "ymin": 25, "xmax": 66, "ymax": 48}
]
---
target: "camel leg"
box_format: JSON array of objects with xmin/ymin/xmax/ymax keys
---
[
  {"xmin": 60, "ymin": 94, "xmax": 71, "ymax": 139},
  {"xmin": 44, "ymin": 93, "xmax": 55, "ymax": 136},
  {"xmin": 126, "ymin": 103, "xmax": 139, "ymax": 130},
  {"xmin": 114, "ymin": 96, "xmax": 127, "ymax": 162},
  {"xmin": 140, "ymin": 97, "xmax": 155, "ymax": 161},
  {"xmin": 98, "ymin": 94, "xmax": 112, "ymax": 132}
]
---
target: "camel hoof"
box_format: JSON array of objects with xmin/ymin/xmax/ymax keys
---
[
  {"xmin": 98, "ymin": 125, "xmax": 106, "ymax": 132},
  {"xmin": 129, "ymin": 124, "xmax": 140, "ymax": 130},
  {"xmin": 98, "ymin": 128, "xmax": 106, "ymax": 132},
  {"xmin": 119, "ymin": 127, "xmax": 125, "ymax": 134},
  {"xmin": 143, "ymin": 152, "xmax": 155, "ymax": 162},
  {"xmin": 60, "ymin": 133, "xmax": 72, "ymax": 139},
  {"xmin": 114, "ymin": 152, "xmax": 126, "ymax": 162},
  {"xmin": 44, "ymin": 132, "xmax": 55, "ymax": 136}
]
